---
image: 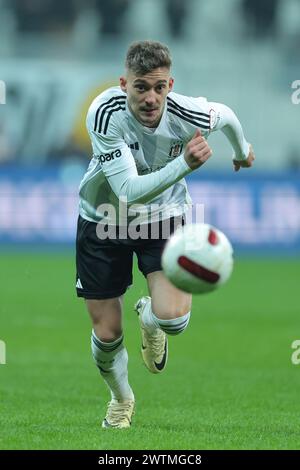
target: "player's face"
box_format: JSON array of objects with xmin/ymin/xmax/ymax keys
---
[{"xmin": 120, "ymin": 68, "xmax": 174, "ymax": 127}]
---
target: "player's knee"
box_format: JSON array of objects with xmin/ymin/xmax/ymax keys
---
[
  {"xmin": 160, "ymin": 309, "xmax": 187, "ymax": 319},
  {"xmin": 152, "ymin": 293, "xmax": 192, "ymax": 320},
  {"xmin": 154, "ymin": 303, "xmax": 190, "ymax": 320},
  {"xmin": 157, "ymin": 311, "xmax": 191, "ymax": 336},
  {"xmin": 91, "ymin": 314, "xmax": 123, "ymax": 341},
  {"xmin": 93, "ymin": 323, "xmax": 123, "ymax": 342},
  {"xmin": 85, "ymin": 299, "xmax": 122, "ymax": 341}
]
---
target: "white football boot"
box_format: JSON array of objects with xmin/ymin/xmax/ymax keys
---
[
  {"xmin": 135, "ymin": 296, "xmax": 168, "ymax": 374},
  {"xmin": 102, "ymin": 398, "xmax": 135, "ymax": 429}
]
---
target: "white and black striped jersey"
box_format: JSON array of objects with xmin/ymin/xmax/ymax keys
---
[{"xmin": 79, "ymin": 86, "xmax": 249, "ymax": 225}]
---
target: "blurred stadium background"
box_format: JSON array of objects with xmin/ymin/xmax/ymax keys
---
[
  {"xmin": 0, "ymin": 0, "xmax": 300, "ymax": 450},
  {"xmin": 0, "ymin": 0, "xmax": 300, "ymax": 250}
]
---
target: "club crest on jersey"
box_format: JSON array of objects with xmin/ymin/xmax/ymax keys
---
[{"xmin": 169, "ymin": 141, "xmax": 183, "ymax": 158}]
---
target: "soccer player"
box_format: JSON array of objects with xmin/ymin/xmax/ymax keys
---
[{"xmin": 76, "ymin": 40, "xmax": 255, "ymax": 429}]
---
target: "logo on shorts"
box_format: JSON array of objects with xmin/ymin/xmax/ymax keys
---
[
  {"xmin": 169, "ymin": 141, "xmax": 183, "ymax": 158},
  {"xmin": 76, "ymin": 278, "xmax": 83, "ymax": 289},
  {"xmin": 98, "ymin": 149, "xmax": 122, "ymax": 163}
]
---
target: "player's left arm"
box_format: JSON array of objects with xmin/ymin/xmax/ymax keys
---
[{"xmin": 209, "ymin": 102, "xmax": 255, "ymax": 172}]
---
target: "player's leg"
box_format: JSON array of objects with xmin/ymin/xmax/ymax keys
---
[
  {"xmin": 86, "ymin": 297, "xmax": 134, "ymax": 428},
  {"xmin": 147, "ymin": 269, "xmax": 192, "ymax": 327},
  {"xmin": 136, "ymin": 270, "xmax": 192, "ymax": 334},
  {"xmin": 135, "ymin": 271, "xmax": 191, "ymax": 373},
  {"xmin": 87, "ymin": 297, "xmax": 123, "ymax": 341},
  {"xmin": 76, "ymin": 215, "xmax": 134, "ymax": 428},
  {"xmin": 135, "ymin": 216, "xmax": 191, "ymax": 373},
  {"xmin": 86, "ymin": 296, "xmax": 134, "ymax": 402}
]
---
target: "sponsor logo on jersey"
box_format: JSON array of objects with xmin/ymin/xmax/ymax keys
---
[
  {"xmin": 169, "ymin": 141, "xmax": 183, "ymax": 158},
  {"xmin": 98, "ymin": 149, "xmax": 122, "ymax": 163}
]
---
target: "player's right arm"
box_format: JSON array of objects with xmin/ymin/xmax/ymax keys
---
[{"xmin": 87, "ymin": 107, "xmax": 197, "ymax": 205}]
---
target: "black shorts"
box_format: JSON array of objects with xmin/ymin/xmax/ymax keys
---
[{"xmin": 76, "ymin": 215, "xmax": 184, "ymax": 299}]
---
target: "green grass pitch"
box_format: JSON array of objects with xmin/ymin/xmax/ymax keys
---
[{"xmin": 0, "ymin": 253, "xmax": 299, "ymax": 450}]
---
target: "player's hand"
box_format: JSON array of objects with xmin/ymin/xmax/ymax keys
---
[
  {"xmin": 233, "ymin": 144, "xmax": 255, "ymax": 172},
  {"xmin": 184, "ymin": 129, "xmax": 212, "ymax": 170}
]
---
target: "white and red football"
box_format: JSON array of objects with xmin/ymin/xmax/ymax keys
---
[{"xmin": 162, "ymin": 223, "xmax": 234, "ymax": 294}]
